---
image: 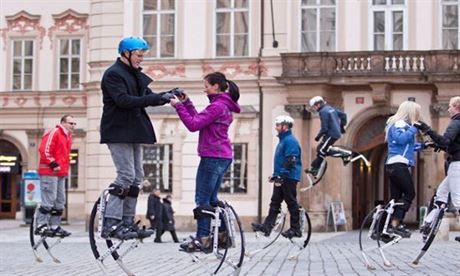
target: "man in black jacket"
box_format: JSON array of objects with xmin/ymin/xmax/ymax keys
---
[
  {"xmin": 415, "ymin": 96, "xmax": 460, "ymax": 242},
  {"xmin": 161, "ymin": 195, "xmax": 179, "ymax": 243},
  {"xmin": 100, "ymin": 37, "xmax": 175, "ymax": 240}
]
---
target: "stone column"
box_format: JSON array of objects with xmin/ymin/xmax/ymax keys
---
[{"xmin": 84, "ymin": 0, "xmax": 124, "ymax": 224}]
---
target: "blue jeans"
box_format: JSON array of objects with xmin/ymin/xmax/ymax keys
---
[{"xmin": 195, "ymin": 157, "xmax": 232, "ymax": 238}]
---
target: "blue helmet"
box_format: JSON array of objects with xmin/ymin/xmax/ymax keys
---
[{"xmin": 118, "ymin": 37, "xmax": 149, "ymax": 54}]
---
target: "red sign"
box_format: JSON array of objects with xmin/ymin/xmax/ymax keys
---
[{"xmin": 356, "ymin": 97, "xmax": 364, "ymax": 104}]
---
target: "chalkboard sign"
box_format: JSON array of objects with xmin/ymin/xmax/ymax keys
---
[{"xmin": 327, "ymin": 201, "xmax": 347, "ymax": 232}]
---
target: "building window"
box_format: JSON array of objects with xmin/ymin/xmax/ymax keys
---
[
  {"xmin": 12, "ymin": 40, "xmax": 34, "ymax": 91},
  {"xmin": 59, "ymin": 39, "xmax": 81, "ymax": 90},
  {"xmin": 301, "ymin": 0, "xmax": 336, "ymax": 52},
  {"xmin": 442, "ymin": 0, "xmax": 459, "ymax": 49},
  {"xmin": 221, "ymin": 143, "xmax": 248, "ymax": 194},
  {"xmin": 142, "ymin": 0, "xmax": 175, "ymax": 58},
  {"xmin": 371, "ymin": 0, "xmax": 406, "ymax": 50},
  {"xmin": 69, "ymin": 149, "xmax": 79, "ymax": 189},
  {"xmin": 142, "ymin": 144, "xmax": 173, "ymax": 193},
  {"xmin": 215, "ymin": 0, "xmax": 249, "ymax": 57}
]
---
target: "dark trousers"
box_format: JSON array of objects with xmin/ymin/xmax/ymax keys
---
[
  {"xmin": 385, "ymin": 163, "xmax": 415, "ymax": 222},
  {"xmin": 311, "ymin": 136, "xmax": 337, "ymax": 170},
  {"xmin": 149, "ymin": 219, "xmax": 163, "ymax": 241},
  {"xmin": 264, "ymin": 178, "xmax": 300, "ymax": 230},
  {"xmin": 160, "ymin": 230, "xmax": 179, "ymax": 242}
]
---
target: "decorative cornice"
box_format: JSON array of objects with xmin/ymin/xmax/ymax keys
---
[
  {"xmin": 430, "ymin": 102, "xmax": 449, "ymax": 117},
  {"xmin": 3, "ymin": 11, "xmax": 46, "ymax": 49},
  {"xmin": 48, "ymin": 9, "xmax": 89, "ymax": 49}
]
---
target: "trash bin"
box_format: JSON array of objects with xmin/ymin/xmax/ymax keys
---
[{"xmin": 22, "ymin": 170, "xmax": 41, "ymax": 224}]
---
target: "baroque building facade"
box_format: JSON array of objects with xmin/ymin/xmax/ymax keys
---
[{"xmin": 0, "ymin": 0, "xmax": 459, "ymax": 230}]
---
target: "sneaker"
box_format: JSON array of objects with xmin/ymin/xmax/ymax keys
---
[
  {"xmin": 281, "ymin": 228, "xmax": 302, "ymax": 239},
  {"xmin": 251, "ymin": 223, "xmax": 272, "ymax": 237},
  {"xmin": 52, "ymin": 226, "xmax": 71, "ymax": 238},
  {"xmin": 179, "ymin": 236, "xmax": 211, "ymax": 253},
  {"xmin": 304, "ymin": 168, "xmax": 318, "ymax": 177},
  {"xmin": 455, "ymin": 236, "xmax": 460, "ymax": 243},
  {"xmin": 34, "ymin": 224, "xmax": 55, "ymax": 237},
  {"xmin": 388, "ymin": 224, "xmax": 411, "ymax": 238}
]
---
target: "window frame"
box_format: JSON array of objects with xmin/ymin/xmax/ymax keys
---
[
  {"xmin": 57, "ymin": 37, "xmax": 82, "ymax": 91},
  {"xmin": 213, "ymin": 0, "xmax": 251, "ymax": 57},
  {"xmin": 368, "ymin": 0, "xmax": 407, "ymax": 51},
  {"xmin": 141, "ymin": 0, "xmax": 177, "ymax": 59},
  {"xmin": 220, "ymin": 143, "xmax": 248, "ymax": 194},
  {"xmin": 440, "ymin": 0, "xmax": 460, "ymax": 49},
  {"xmin": 142, "ymin": 144, "xmax": 173, "ymax": 193},
  {"xmin": 299, "ymin": 0, "xmax": 337, "ymax": 52},
  {"xmin": 11, "ymin": 39, "xmax": 35, "ymax": 91}
]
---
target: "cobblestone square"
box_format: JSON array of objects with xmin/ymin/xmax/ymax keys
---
[{"xmin": 1, "ymin": 221, "xmax": 459, "ymax": 276}]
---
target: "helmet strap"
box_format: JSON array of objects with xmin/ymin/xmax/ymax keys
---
[{"xmin": 121, "ymin": 51, "xmax": 135, "ymax": 68}]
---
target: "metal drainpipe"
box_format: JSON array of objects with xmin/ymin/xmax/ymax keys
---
[{"xmin": 257, "ymin": 0, "xmax": 265, "ymax": 223}]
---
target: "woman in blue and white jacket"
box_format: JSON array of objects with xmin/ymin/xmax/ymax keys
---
[{"xmin": 385, "ymin": 100, "xmax": 424, "ymax": 238}]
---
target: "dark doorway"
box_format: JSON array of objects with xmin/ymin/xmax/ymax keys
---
[{"xmin": 0, "ymin": 140, "xmax": 22, "ymax": 219}]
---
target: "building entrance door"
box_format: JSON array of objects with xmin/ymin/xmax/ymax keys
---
[
  {"xmin": 0, "ymin": 139, "xmax": 22, "ymax": 219},
  {"xmin": 0, "ymin": 173, "xmax": 18, "ymax": 218}
]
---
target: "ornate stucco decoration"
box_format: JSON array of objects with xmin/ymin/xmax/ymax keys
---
[
  {"xmin": 430, "ymin": 102, "xmax": 449, "ymax": 117},
  {"xmin": 202, "ymin": 62, "xmax": 268, "ymax": 78},
  {"xmin": 2, "ymin": 11, "xmax": 46, "ymax": 50},
  {"xmin": 48, "ymin": 9, "xmax": 89, "ymax": 49},
  {"xmin": 144, "ymin": 64, "xmax": 186, "ymax": 79},
  {"xmin": 284, "ymin": 104, "xmax": 309, "ymax": 119}
]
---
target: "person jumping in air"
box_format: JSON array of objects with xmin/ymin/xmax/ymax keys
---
[
  {"xmin": 304, "ymin": 96, "xmax": 347, "ymax": 177},
  {"xmin": 252, "ymin": 115, "xmax": 303, "ymax": 239}
]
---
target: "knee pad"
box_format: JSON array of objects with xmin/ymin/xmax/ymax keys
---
[
  {"xmin": 193, "ymin": 206, "xmax": 215, "ymax": 220},
  {"xmin": 51, "ymin": 209, "xmax": 63, "ymax": 216},
  {"xmin": 126, "ymin": 186, "xmax": 140, "ymax": 198},
  {"xmin": 38, "ymin": 206, "xmax": 51, "ymax": 215},
  {"xmin": 108, "ymin": 183, "xmax": 129, "ymax": 199}
]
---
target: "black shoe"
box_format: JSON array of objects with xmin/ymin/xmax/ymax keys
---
[
  {"xmin": 129, "ymin": 223, "xmax": 154, "ymax": 239},
  {"xmin": 455, "ymin": 236, "xmax": 460, "ymax": 243},
  {"xmin": 342, "ymin": 155, "xmax": 351, "ymax": 165},
  {"xmin": 370, "ymin": 232, "xmax": 394, "ymax": 243},
  {"xmin": 304, "ymin": 168, "xmax": 318, "ymax": 177},
  {"xmin": 388, "ymin": 224, "xmax": 411, "ymax": 238},
  {"xmin": 154, "ymin": 238, "xmax": 162, "ymax": 243},
  {"xmin": 251, "ymin": 223, "xmax": 271, "ymax": 237},
  {"xmin": 101, "ymin": 223, "xmax": 138, "ymax": 240},
  {"xmin": 35, "ymin": 224, "xmax": 55, "ymax": 237},
  {"xmin": 179, "ymin": 236, "xmax": 211, "ymax": 253},
  {"xmin": 52, "ymin": 226, "xmax": 71, "ymax": 238},
  {"xmin": 281, "ymin": 228, "xmax": 302, "ymax": 239}
]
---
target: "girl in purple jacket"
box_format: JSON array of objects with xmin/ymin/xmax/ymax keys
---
[{"xmin": 170, "ymin": 72, "xmax": 240, "ymax": 252}]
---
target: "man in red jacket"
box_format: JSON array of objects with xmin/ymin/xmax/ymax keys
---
[{"xmin": 35, "ymin": 114, "xmax": 74, "ymax": 237}]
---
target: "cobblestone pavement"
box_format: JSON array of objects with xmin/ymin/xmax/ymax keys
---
[{"xmin": 0, "ymin": 220, "xmax": 459, "ymax": 276}]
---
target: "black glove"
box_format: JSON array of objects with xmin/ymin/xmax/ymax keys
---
[
  {"xmin": 424, "ymin": 141, "xmax": 443, "ymax": 152},
  {"xmin": 49, "ymin": 161, "xmax": 59, "ymax": 169},
  {"xmin": 269, "ymin": 176, "xmax": 284, "ymax": 184},
  {"xmin": 413, "ymin": 121, "xmax": 431, "ymax": 133},
  {"xmin": 314, "ymin": 134, "xmax": 322, "ymax": 142},
  {"xmin": 340, "ymin": 125, "xmax": 346, "ymax": 134},
  {"xmin": 158, "ymin": 92, "xmax": 175, "ymax": 104},
  {"xmin": 170, "ymin": 87, "xmax": 185, "ymax": 98}
]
